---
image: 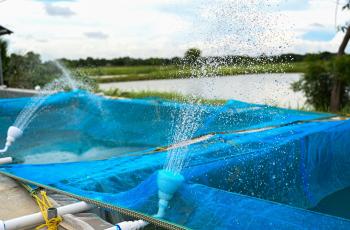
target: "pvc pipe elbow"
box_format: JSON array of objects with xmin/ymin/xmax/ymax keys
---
[{"xmin": 0, "ymin": 146, "xmax": 8, "ymax": 154}]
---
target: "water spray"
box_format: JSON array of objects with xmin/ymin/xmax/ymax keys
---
[
  {"xmin": 0, "ymin": 126, "xmax": 23, "ymax": 154},
  {"xmin": 110, "ymin": 170, "xmax": 184, "ymax": 230},
  {"xmin": 0, "ymin": 63, "xmax": 82, "ymax": 155}
]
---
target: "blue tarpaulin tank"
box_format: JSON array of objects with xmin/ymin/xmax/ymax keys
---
[{"xmin": 1, "ymin": 91, "xmax": 350, "ymax": 229}]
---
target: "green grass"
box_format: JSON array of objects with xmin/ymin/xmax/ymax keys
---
[
  {"xmin": 78, "ymin": 65, "xmax": 171, "ymax": 76},
  {"xmin": 216, "ymin": 62, "xmax": 307, "ymax": 75},
  {"xmin": 76, "ymin": 62, "xmax": 307, "ymax": 83},
  {"xmin": 102, "ymin": 88, "xmax": 350, "ymax": 114},
  {"xmin": 103, "ymin": 89, "xmax": 226, "ymax": 105}
]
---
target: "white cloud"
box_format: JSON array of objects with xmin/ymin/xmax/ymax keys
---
[
  {"xmin": 44, "ymin": 3, "xmax": 75, "ymax": 17},
  {"xmin": 84, "ymin": 31, "xmax": 108, "ymax": 39}
]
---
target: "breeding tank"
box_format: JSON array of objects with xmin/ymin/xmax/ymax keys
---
[{"xmin": 1, "ymin": 90, "xmax": 350, "ymax": 229}]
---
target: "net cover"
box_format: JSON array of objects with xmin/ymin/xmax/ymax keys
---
[{"xmin": 1, "ymin": 90, "xmax": 350, "ymax": 229}]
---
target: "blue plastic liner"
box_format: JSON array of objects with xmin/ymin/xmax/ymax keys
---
[{"xmin": 1, "ymin": 91, "xmax": 350, "ymax": 229}]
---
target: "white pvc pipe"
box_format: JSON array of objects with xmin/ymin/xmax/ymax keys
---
[
  {"xmin": 0, "ymin": 157, "xmax": 12, "ymax": 165},
  {"xmin": 0, "ymin": 201, "xmax": 92, "ymax": 230},
  {"xmin": 105, "ymin": 220, "xmax": 148, "ymax": 230}
]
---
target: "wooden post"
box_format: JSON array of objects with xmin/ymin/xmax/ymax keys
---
[
  {"xmin": 0, "ymin": 26, "xmax": 13, "ymax": 86},
  {"xmin": 0, "ymin": 44, "xmax": 3, "ymax": 86},
  {"xmin": 330, "ymin": 26, "xmax": 350, "ymax": 112}
]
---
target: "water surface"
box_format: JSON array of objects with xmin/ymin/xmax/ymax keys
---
[{"xmin": 100, "ymin": 73, "xmax": 305, "ymax": 108}]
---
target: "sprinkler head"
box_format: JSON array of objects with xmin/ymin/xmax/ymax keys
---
[
  {"xmin": 0, "ymin": 126, "xmax": 23, "ymax": 153},
  {"xmin": 155, "ymin": 170, "xmax": 184, "ymax": 218},
  {"xmin": 6, "ymin": 126, "xmax": 23, "ymax": 148}
]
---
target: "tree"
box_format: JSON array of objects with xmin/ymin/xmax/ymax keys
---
[
  {"xmin": 293, "ymin": 55, "xmax": 350, "ymax": 111},
  {"xmin": 0, "ymin": 39, "xmax": 9, "ymax": 85},
  {"xmin": 292, "ymin": 61, "xmax": 333, "ymax": 111},
  {"xmin": 5, "ymin": 52, "xmax": 59, "ymax": 88},
  {"xmin": 184, "ymin": 48, "xmax": 201, "ymax": 64},
  {"xmin": 4, "ymin": 51, "xmax": 97, "ymax": 90},
  {"xmin": 330, "ymin": 1, "xmax": 350, "ymax": 112}
]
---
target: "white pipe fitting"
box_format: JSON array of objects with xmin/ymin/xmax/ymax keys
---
[
  {"xmin": 108, "ymin": 170, "xmax": 185, "ymax": 230},
  {"xmin": 105, "ymin": 220, "xmax": 148, "ymax": 230},
  {"xmin": 0, "ymin": 157, "xmax": 12, "ymax": 165},
  {"xmin": 156, "ymin": 170, "xmax": 184, "ymax": 219},
  {"xmin": 0, "ymin": 221, "xmax": 4, "ymax": 230},
  {"xmin": 0, "ymin": 201, "xmax": 92, "ymax": 230},
  {"xmin": 0, "ymin": 146, "xmax": 8, "ymax": 154}
]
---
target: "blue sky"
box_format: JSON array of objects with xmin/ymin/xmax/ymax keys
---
[
  {"xmin": 277, "ymin": 0, "xmax": 310, "ymax": 11},
  {"xmin": 303, "ymin": 30, "xmax": 335, "ymax": 41},
  {"xmin": 0, "ymin": 0, "xmax": 349, "ymax": 60}
]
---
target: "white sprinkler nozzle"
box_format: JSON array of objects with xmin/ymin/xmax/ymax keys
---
[
  {"xmin": 112, "ymin": 170, "xmax": 184, "ymax": 230},
  {"xmin": 0, "ymin": 126, "xmax": 23, "ymax": 154},
  {"xmin": 155, "ymin": 170, "xmax": 184, "ymax": 218}
]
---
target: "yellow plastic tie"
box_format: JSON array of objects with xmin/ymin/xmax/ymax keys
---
[{"xmin": 34, "ymin": 190, "xmax": 62, "ymax": 230}]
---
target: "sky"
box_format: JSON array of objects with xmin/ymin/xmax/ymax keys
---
[{"xmin": 0, "ymin": 0, "xmax": 349, "ymax": 60}]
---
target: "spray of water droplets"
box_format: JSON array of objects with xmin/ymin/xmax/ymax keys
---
[
  {"xmin": 14, "ymin": 61, "xmax": 97, "ymax": 131},
  {"xmin": 164, "ymin": 0, "xmax": 292, "ymax": 174}
]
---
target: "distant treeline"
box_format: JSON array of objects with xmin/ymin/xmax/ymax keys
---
[{"xmin": 59, "ymin": 52, "xmax": 342, "ymax": 68}]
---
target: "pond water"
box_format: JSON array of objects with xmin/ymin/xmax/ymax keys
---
[{"xmin": 99, "ymin": 73, "xmax": 306, "ymax": 108}]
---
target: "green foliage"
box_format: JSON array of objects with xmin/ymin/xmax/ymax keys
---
[
  {"xmin": 5, "ymin": 52, "xmax": 59, "ymax": 89},
  {"xmin": 330, "ymin": 56, "xmax": 350, "ymax": 82},
  {"xmin": 292, "ymin": 61, "xmax": 332, "ymax": 111},
  {"xmin": 59, "ymin": 56, "xmax": 180, "ymax": 68},
  {"xmin": 81, "ymin": 65, "xmax": 173, "ymax": 76},
  {"xmin": 4, "ymin": 51, "xmax": 97, "ymax": 91},
  {"xmin": 0, "ymin": 39, "xmax": 9, "ymax": 76},
  {"xmin": 82, "ymin": 62, "xmax": 306, "ymax": 83},
  {"xmin": 184, "ymin": 48, "xmax": 201, "ymax": 64},
  {"xmin": 72, "ymin": 69, "xmax": 98, "ymax": 92},
  {"xmin": 304, "ymin": 52, "xmax": 335, "ymax": 62},
  {"xmin": 292, "ymin": 56, "xmax": 350, "ymax": 111},
  {"xmin": 103, "ymin": 89, "xmax": 226, "ymax": 105},
  {"xmin": 59, "ymin": 52, "xmax": 339, "ymax": 69}
]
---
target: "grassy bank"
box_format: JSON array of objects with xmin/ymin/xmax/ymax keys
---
[
  {"xmin": 103, "ymin": 89, "xmax": 226, "ymax": 105},
  {"xmin": 77, "ymin": 62, "xmax": 307, "ymax": 83},
  {"xmin": 103, "ymin": 89, "xmax": 350, "ymax": 115}
]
